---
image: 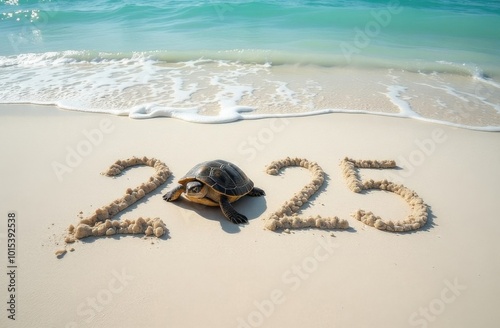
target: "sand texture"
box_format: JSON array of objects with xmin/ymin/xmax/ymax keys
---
[{"xmin": 1, "ymin": 104, "xmax": 500, "ymax": 328}]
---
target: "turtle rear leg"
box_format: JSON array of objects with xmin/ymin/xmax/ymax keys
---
[
  {"xmin": 163, "ymin": 185, "xmax": 185, "ymax": 202},
  {"xmin": 247, "ymin": 187, "xmax": 265, "ymax": 197},
  {"xmin": 219, "ymin": 196, "xmax": 248, "ymax": 224}
]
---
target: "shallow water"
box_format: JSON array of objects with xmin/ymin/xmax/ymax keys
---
[{"xmin": 1, "ymin": 0, "xmax": 499, "ymax": 130}]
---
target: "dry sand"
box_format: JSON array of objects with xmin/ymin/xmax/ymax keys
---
[{"xmin": 1, "ymin": 104, "xmax": 499, "ymax": 328}]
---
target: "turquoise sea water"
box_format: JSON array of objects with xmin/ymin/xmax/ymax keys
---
[{"xmin": 1, "ymin": 0, "xmax": 499, "ymax": 129}]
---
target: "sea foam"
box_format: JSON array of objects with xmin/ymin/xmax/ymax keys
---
[{"xmin": 0, "ymin": 51, "xmax": 499, "ymax": 131}]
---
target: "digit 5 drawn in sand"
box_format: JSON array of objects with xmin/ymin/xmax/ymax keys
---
[{"xmin": 340, "ymin": 157, "xmax": 428, "ymax": 232}]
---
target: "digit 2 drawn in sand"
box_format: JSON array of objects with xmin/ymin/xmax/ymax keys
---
[
  {"xmin": 65, "ymin": 156, "xmax": 171, "ymax": 244},
  {"xmin": 264, "ymin": 157, "xmax": 350, "ymax": 231}
]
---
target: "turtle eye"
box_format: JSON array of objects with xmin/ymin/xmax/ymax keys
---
[{"xmin": 188, "ymin": 184, "xmax": 201, "ymax": 194}]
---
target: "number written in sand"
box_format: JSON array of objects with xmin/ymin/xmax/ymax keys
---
[
  {"xmin": 264, "ymin": 157, "xmax": 349, "ymax": 231},
  {"xmin": 95, "ymin": 157, "xmax": 171, "ymax": 221},
  {"xmin": 67, "ymin": 156, "xmax": 429, "ymax": 245},
  {"xmin": 340, "ymin": 158, "xmax": 428, "ymax": 232},
  {"xmin": 66, "ymin": 157, "xmax": 171, "ymax": 242}
]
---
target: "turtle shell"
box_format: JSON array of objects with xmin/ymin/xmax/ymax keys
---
[{"xmin": 179, "ymin": 160, "xmax": 254, "ymax": 197}]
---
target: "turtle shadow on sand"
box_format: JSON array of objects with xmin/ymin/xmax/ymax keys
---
[{"xmin": 169, "ymin": 195, "xmax": 267, "ymax": 234}]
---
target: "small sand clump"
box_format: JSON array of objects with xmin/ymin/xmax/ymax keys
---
[
  {"xmin": 55, "ymin": 249, "xmax": 67, "ymax": 257},
  {"xmin": 154, "ymin": 226, "xmax": 164, "ymax": 238},
  {"xmin": 264, "ymin": 157, "xmax": 349, "ymax": 232},
  {"xmin": 74, "ymin": 224, "xmax": 93, "ymax": 239}
]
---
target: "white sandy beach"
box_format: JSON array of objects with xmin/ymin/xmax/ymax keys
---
[{"xmin": 1, "ymin": 104, "xmax": 500, "ymax": 328}]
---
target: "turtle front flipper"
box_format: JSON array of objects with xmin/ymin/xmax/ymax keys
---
[
  {"xmin": 247, "ymin": 187, "xmax": 265, "ymax": 197},
  {"xmin": 219, "ymin": 196, "xmax": 248, "ymax": 224},
  {"xmin": 163, "ymin": 185, "xmax": 185, "ymax": 202}
]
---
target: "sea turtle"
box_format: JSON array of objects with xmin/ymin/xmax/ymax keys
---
[{"xmin": 163, "ymin": 160, "xmax": 265, "ymax": 224}]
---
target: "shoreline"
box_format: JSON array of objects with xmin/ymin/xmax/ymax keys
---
[
  {"xmin": 1, "ymin": 104, "xmax": 500, "ymax": 327},
  {"xmin": 3, "ymin": 99, "xmax": 500, "ymax": 132},
  {"xmin": 2, "ymin": 58, "xmax": 500, "ymax": 131}
]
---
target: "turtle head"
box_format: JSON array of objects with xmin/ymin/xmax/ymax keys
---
[{"xmin": 186, "ymin": 181, "xmax": 208, "ymax": 199}]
